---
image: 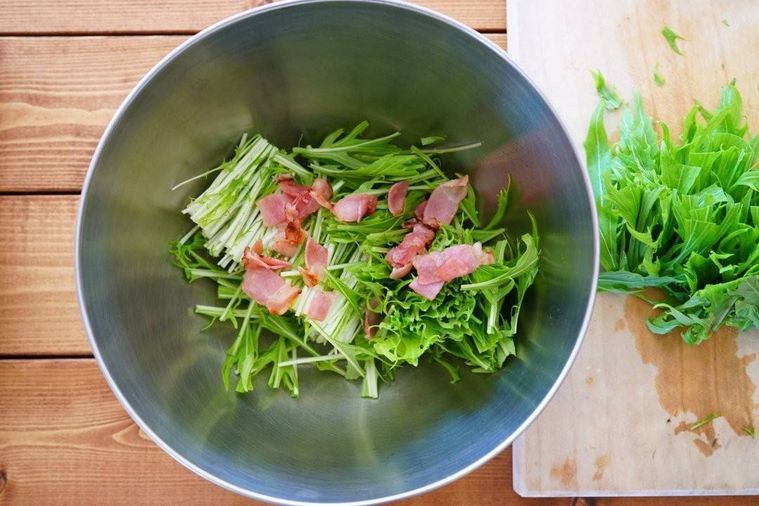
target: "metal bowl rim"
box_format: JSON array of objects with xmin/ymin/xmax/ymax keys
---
[{"xmin": 74, "ymin": 1, "xmax": 600, "ymax": 504}]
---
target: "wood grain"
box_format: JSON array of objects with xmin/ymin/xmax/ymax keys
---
[
  {"xmin": 0, "ymin": 359, "xmax": 753, "ymax": 505},
  {"xmin": 514, "ymin": 293, "xmax": 759, "ymax": 495},
  {"xmin": 0, "ymin": 196, "xmax": 88, "ymax": 355},
  {"xmin": 509, "ymin": 0, "xmax": 759, "ymax": 497},
  {"xmin": 0, "ymin": 34, "xmax": 505, "ymax": 193},
  {"xmin": 0, "ymin": 359, "xmax": 564, "ymax": 506},
  {"xmin": 507, "ymin": 0, "xmax": 759, "ymax": 147},
  {"xmin": 4, "ymin": 0, "xmax": 759, "ymax": 502},
  {"xmin": 0, "ymin": 0, "xmax": 506, "ymax": 34},
  {"xmin": 0, "ymin": 36, "xmax": 184, "ymax": 192}
]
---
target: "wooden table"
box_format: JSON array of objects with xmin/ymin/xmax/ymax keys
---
[{"xmin": 0, "ymin": 1, "xmax": 755, "ymax": 504}]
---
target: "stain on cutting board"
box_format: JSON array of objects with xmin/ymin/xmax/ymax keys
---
[
  {"xmin": 624, "ymin": 295, "xmax": 757, "ymax": 456},
  {"xmin": 592, "ymin": 455, "xmax": 610, "ymax": 481},
  {"xmin": 549, "ymin": 457, "xmax": 577, "ymax": 487},
  {"xmin": 673, "ymin": 420, "xmax": 721, "ymax": 457}
]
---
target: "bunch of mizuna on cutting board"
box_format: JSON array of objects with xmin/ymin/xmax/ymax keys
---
[{"xmin": 586, "ymin": 79, "xmax": 759, "ymax": 344}]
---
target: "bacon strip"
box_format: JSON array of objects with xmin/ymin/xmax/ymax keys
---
[
  {"xmin": 258, "ymin": 193, "xmax": 290, "ymax": 227},
  {"xmin": 283, "ymin": 176, "xmax": 333, "ymax": 222},
  {"xmin": 422, "ymin": 175, "xmax": 469, "ymax": 228},
  {"xmin": 415, "ymin": 200, "xmax": 428, "ymax": 221},
  {"xmin": 409, "ymin": 243, "xmax": 494, "ymax": 300},
  {"xmin": 408, "ymin": 278, "xmax": 445, "ymax": 301},
  {"xmin": 258, "ymin": 178, "xmax": 334, "ymax": 254},
  {"xmin": 389, "ymin": 263, "xmax": 414, "ymax": 280},
  {"xmin": 385, "ymin": 223, "xmax": 436, "ymax": 279},
  {"xmin": 312, "ymin": 178, "xmax": 333, "ymax": 201},
  {"xmin": 387, "ymin": 181, "xmax": 409, "ymax": 217},
  {"xmin": 277, "ymin": 175, "xmax": 310, "ymax": 197},
  {"xmin": 286, "ymin": 192, "xmax": 319, "ymax": 222},
  {"xmin": 271, "ymin": 221, "xmax": 306, "ymax": 257},
  {"xmin": 242, "ymin": 266, "xmax": 301, "ymax": 315},
  {"xmin": 242, "ymin": 248, "xmax": 291, "ymax": 270},
  {"xmin": 332, "ymin": 193, "xmax": 378, "ymax": 222},
  {"xmin": 300, "ymin": 237, "xmax": 329, "ymax": 287},
  {"xmin": 306, "ymin": 288, "xmax": 336, "ymax": 321}
]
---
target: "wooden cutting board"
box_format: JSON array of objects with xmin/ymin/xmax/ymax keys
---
[{"xmin": 509, "ymin": 0, "xmax": 759, "ymax": 496}]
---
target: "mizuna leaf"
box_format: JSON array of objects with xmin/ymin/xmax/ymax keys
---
[
  {"xmin": 661, "ymin": 26, "xmax": 685, "ymax": 55},
  {"xmin": 585, "ymin": 81, "xmax": 759, "ymax": 343}
]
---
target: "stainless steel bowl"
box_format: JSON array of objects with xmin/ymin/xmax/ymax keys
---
[{"xmin": 76, "ymin": 1, "xmax": 598, "ymax": 503}]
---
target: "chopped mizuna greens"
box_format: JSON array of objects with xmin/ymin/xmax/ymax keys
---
[
  {"xmin": 661, "ymin": 26, "xmax": 685, "ymax": 55},
  {"xmin": 170, "ymin": 122, "xmax": 539, "ymax": 398},
  {"xmin": 592, "ymin": 70, "xmax": 623, "ymax": 111},
  {"xmin": 420, "ymin": 135, "xmax": 446, "ymax": 146},
  {"xmin": 653, "ymin": 64, "xmax": 666, "ymax": 87},
  {"xmin": 690, "ymin": 413, "xmax": 721, "ymax": 431},
  {"xmin": 585, "ymin": 80, "xmax": 759, "ymax": 345}
]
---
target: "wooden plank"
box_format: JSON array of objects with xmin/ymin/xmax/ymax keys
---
[
  {"xmin": 509, "ymin": 0, "xmax": 759, "ymax": 497},
  {"xmin": 0, "ymin": 359, "xmax": 753, "ymax": 505},
  {"xmin": 0, "ymin": 196, "xmax": 87, "ymax": 355},
  {"xmin": 0, "ymin": 34, "xmax": 506, "ymax": 193},
  {"xmin": 0, "ymin": 0, "xmax": 506, "ymax": 34},
  {"xmin": 0, "ymin": 36, "xmax": 184, "ymax": 192},
  {"xmin": 489, "ymin": 33, "xmax": 507, "ymax": 49},
  {"xmin": 0, "ymin": 359, "xmax": 566, "ymax": 505}
]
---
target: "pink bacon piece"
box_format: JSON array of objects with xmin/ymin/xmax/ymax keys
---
[
  {"xmin": 422, "ymin": 175, "xmax": 469, "ymax": 228},
  {"xmin": 415, "ymin": 200, "xmax": 427, "ymax": 221},
  {"xmin": 409, "ymin": 243, "xmax": 494, "ymax": 300},
  {"xmin": 258, "ymin": 177, "xmax": 333, "ymax": 239},
  {"xmin": 408, "ymin": 277, "xmax": 445, "ymax": 301},
  {"xmin": 281, "ymin": 176, "xmax": 333, "ymax": 222},
  {"xmin": 385, "ymin": 223, "xmax": 436, "ymax": 279},
  {"xmin": 242, "ymin": 266, "xmax": 301, "ymax": 315},
  {"xmin": 387, "ymin": 181, "xmax": 409, "ymax": 217},
  {"xmin": 306, "ymin": 288, "xmax": 336, "ymax": 321},
  {"xmin": 271, "ymin": 221, "xmax": 305, "ymax": 257},
  {"xmin": 258, "ymin": 193, "xmax": 290, "ymax": 227},
  {"xmin": 311, "ymin": 178, "xmax": 333, "ymax": 202},
  {"xmin": 242, "ymin": 247, "xmax": 291, "ymax": 271},
  {"xmin": 332, "ymin": 193, "xmax": 378, "ymax": 222},
  {"xmin": 300, "ymin": 237, "xmax": 329, "ymax": 287}
]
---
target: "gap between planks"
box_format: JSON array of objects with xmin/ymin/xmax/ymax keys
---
[
  {"xmin": 0, "ymin": 30, "xmax": 200, "ymax": 37},
  {"xmin": 0, "ymin": 354, "xmax": 93, "ymax": 360},
  {"xmin": 1, "ymin": 358, "xmax": 754, "ymax": 505},
  {"xmin": 0, "ymin": 28, "xmax": 508, "ymax": 37},
  {"xmin": 0, "ymin": 0, "xmax": 507, "ymax": 34},
  {"xmin": 0, "ymin": 359, "xmax": 552, "ymax": 506}
]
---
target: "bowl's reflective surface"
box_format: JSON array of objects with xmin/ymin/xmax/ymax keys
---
[{"xmin": 76, "ymin": 1, "xmax": 597, "ymax": 503}]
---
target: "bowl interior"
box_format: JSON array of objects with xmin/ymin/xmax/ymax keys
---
[{"xmin": 77, "ymin": 1, "xmax": 596, "ymax": 503}]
